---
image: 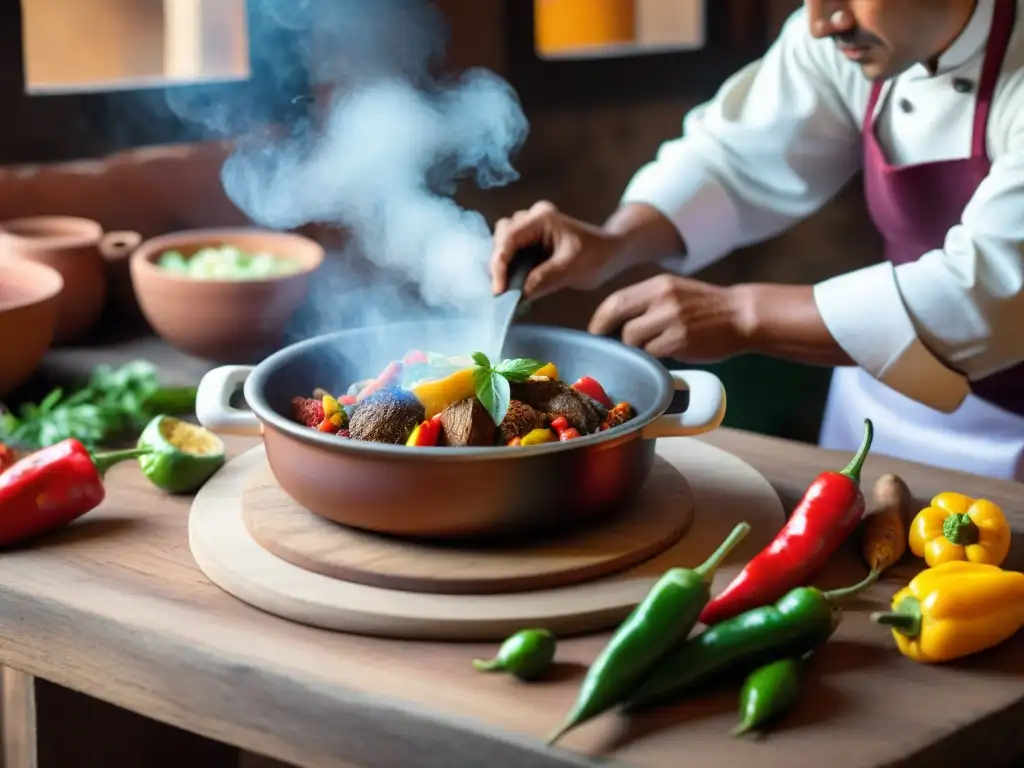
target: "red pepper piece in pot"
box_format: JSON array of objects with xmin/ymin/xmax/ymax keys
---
[
  {"xmin": 549, "ymin": 416, "xmax": 570, "ymax": 435},
  {"xmin": 406, "ymin": 416, "xmax": 442, "ymax": 447},
  {"xmin": 0, "ymin": 439, "xmax": 151, "ymax": 547},
  {"xmin": 572, "ymin": 376, "xmax": 613, "ymax": 409},
  {"xmin": 559, "ymin": 427, "xmax": 582, "ymax": 441},
  {"xmin": 699, "ymin": 419, "xmax": 875, "ymax": 627},
  {"xmin": 376, "ymin": 360, "xmax": 404, "ymax": 388},
  {"xmin": 402, "ymin": 350, "xmax": 429, "ymax": 366}
]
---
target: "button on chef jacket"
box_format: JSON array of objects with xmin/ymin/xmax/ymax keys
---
[{"xmin": 620, "ymin": 0, "xmax": 1024, "ymax": 478}]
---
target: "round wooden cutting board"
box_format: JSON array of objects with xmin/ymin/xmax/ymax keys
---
[
  {"xmin": 239, "ymin": 456, "xmax": 694, "ymax": 595},
  {"xmin": 189, "ymin": 438, "xmax": 785, "ymax": 641}
]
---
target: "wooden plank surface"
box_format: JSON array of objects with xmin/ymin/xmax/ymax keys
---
[
  {"xmin": 0, "ymin": 427, "xmax": 1022, "ymax": 767},
  {"xmin": 5, "ymin": 334, "xmax": 1024, "ymax": 766}
]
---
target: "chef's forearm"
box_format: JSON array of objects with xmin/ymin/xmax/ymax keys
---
[
  {"xmin": 730, "ymin": 283, "xmax": 856, "ymax": 367},
  {"xmin": 602, "ymin": 203, "xmax": 688, "ymax": 271}
]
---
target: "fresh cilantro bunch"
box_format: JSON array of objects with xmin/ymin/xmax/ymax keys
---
[
  {"xmin": 471, "ymin": 352, "xmax": 545, "ymax": 425},
  {"xmin": 0, "ymin": 360, "xmax": 196, "ymax": 450}
]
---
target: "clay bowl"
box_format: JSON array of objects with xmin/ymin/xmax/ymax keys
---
[
  {"xmin": 0, "ymin": 216, "xmax": 124, "ymax": 345},
  {"xmin": 129, "ymin": 228, "xmax": 325, "ymax": 363},
  {"xmin": 0, "ymin": 259, "xmax": 64, "ymax": 397}
]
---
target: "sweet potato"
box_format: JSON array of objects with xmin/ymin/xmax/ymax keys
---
[{"xmin": 860, "ymin": 473, "xmax": 912, "ymax": 574}]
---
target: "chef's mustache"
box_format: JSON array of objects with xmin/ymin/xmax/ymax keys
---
[{"xmin": 832, "ymin": 29, "xmax": 881, "ymax": 47}]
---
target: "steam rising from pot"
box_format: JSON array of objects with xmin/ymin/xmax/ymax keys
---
[{"xmin": 165, "ymin": 0, "xmax": 529, "ymax": 348}]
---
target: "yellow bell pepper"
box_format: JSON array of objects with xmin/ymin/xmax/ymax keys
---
[
  {"xmin": 410, "ymin": 368, "xmax": 476, "ymax": 419},
  {"xmin": 322, "ymin": 394, "xmax": 341, "ymax": 419},
  {"xmin": 909, "ymin": 492, "xmax": 1011, "ymax": 567},
  {"xmin": 520, "ymin": 428, "xmax": 555, "ymax": 446},
  {"xmin": 533, "ymin": 362, "xmax": 558, "ymax": 379},
  {"xmin": 871, "ymin": 561, "xmax": 1024, "ymax": 663}
]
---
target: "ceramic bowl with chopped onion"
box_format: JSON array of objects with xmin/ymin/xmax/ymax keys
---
[{"xmin": 130, "ymin": 228, "xmax": 324, "ymax": 363}]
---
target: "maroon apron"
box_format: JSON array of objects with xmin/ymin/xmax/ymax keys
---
[{"xmin": 862, "ymin": 0, "xmax": 1024, "ymax": 416}]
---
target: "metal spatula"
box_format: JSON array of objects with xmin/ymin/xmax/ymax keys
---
[{"xmin": 488, "ymin": 244, "xmax": 548, "ymax": 360}]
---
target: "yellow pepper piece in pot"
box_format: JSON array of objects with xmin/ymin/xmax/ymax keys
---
[
  {"xmin": 909, "ymin": 492, "xmax": 1011, "ymax": 567},
  {"xmin": 411, "ymin": 368, "xmax": 476, "ymax": 419},
  {"xmin": 520, "ymin": 428, "xmax": 556, "ymax": 446},
  {"xmin": 533, "ymin": 362, "xmax": 558, "ymax": 379},
  {"xmin": 871, "ymin": 561, "xmax": 1024, "ymax": 663}
]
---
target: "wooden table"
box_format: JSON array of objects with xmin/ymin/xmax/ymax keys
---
[{"xmin": 4, "ymin": 335, "xmax": 1024, "ymax": 768}]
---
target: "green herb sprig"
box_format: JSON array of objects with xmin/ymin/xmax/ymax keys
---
[
  {"xmin": 0, "ymin": 360, "xmax": 197, "ymax": 450},
  {"xmin": 471, "ymin": 352, "xmax": 545, "ymax": 426}
]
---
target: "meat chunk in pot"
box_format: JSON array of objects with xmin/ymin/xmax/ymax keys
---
[
  {"xmin": 510, "ymin": 378, "xmax": 605, "ymax": 434},
  {"xmin": 348, "ymin": 387, "xmax": 425, "ymax": 445},
  {"xmin": 508, "ymin": 377, "xmax": 563, "ymax": 410},
  {"xmin": 498, "ymin": 400, "xmax": 547, "ymax": 443},
  {"xmin": 546, "ymin": 390, "xmax": 604, "ymax": 434},
  {"xmin": 439, "ymin": 398, "xmax": 497, "ymax": 447}
]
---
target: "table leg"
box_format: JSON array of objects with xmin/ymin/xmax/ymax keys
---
[{"xmin": 2, "ymin": 668, "xmax": 238, "ymax": 768}]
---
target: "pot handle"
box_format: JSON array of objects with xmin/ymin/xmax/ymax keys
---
[
  {"xmin": 641, "ymin": 370, "xmax": 726, "ymax": 439},
  {"xmin": 195, "ymin": 365, "xmax": 263, "ymax": 436}
]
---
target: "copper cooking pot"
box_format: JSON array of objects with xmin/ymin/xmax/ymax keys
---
[{"xmin": 195, "ymin": 321, "xmax": 726, "ymax": 540}]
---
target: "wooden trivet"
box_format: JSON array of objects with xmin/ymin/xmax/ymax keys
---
[
  {"xmin": 189, "ymin": 438, "xmax": 786, "ymax": 641},
  {"xmin": 239, "ymin": 457, "xmax": 694, "ymax": 595}
]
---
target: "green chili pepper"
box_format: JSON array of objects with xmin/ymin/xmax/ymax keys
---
[
  {"xmin": 624, "ymin": 570, "xmax": 879, "ymax": 710},
  {"xmin": 473, "ymin": 628, "xmax": 557, "ymax": 681},
  {"xmin": 547, "ymin": 521, "xmax": 751, "ymax": 745},
  {"xmin": 136, "ymin": 415, "xmax": 226, "ymax": 494},
  {"xmin": 732, "ymin": 657, "xmax": 801, "ymax": 736}
]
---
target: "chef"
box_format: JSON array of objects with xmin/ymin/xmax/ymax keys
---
[{"xmin": 490, "ymin": 0, "xmax": 1024, "ymax": 480}]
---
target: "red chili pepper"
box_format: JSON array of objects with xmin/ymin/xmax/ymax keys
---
[
  {"xmin": 559, "ymin": 427, "xmax": 582, "ymax": 441},
  {"xmin": 0, "ymin": 439, "xmax": 151, "ymax": 547},
  {"xmin": 572, "ymin": 376, "xmax": 613, "ymax": 409},
  {"xmin": 0, "ymin": 443, "xmax": 17, "ymax": 473},
  {"xmin": 699, "ymin": 419, "xmax": 875, "ymax": 626},
  {"xmin": 550, "ymin": 416, "xmax": 570, "ymax": 435},
  {"xmin": 406, "ymin": 417, "xmax": 442, "ymax": 447}
]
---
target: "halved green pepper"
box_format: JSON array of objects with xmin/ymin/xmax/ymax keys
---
[{"xmin": 137, "ymin": 415, "xmax": 226, "ymax": 494}]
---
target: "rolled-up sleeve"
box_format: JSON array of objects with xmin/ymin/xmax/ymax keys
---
[
  {"xmin": 814, "ymin": 124, "xmax": 1024, "ymax": 413},
  {"xmin": 621, "ymin": 9, "xmax": 862, "ymax": 275}
]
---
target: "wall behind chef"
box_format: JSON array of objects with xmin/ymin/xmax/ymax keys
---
[{"xmin": 490, "ymin": 0, "xmax": 1024, "ymax": 480}]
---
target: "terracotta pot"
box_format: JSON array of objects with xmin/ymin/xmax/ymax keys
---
[
  {"xmin": 195, "ymin": 321, "xmax": 727, "ymax": 540},
  {"xmin": 99, "ymin": 230, "xmax": 145, "ymax": 319},
  {"xmin": 0, "ymin": 259, "xmax": 64, "ymax": 397},
  {"xmin": 129, "ymin": 228, "xmax": 325, "ymax": 363},
  {"xmin": 0, "ymin": 216, "xmax": 131, "ymax": 344}
]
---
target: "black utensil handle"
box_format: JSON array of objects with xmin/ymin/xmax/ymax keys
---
[
  {"xmin": 506, "ymin": 244, "xmax": 549, "ymax": 294},
  {"xmin": 506, "ymin": 244, "xmax": 549, "ymax": 319}
]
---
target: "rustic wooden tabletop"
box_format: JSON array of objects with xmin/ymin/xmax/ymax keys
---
[{"xmin": 2, "ymin": 333, "xmax": 1024, "ymax": 768}]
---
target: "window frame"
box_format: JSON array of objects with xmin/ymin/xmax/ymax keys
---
[
  {"xmin": 504, "ymin": 0, "xmax": 772, "ymax": 107},
  {"xmin": 0, "ymin": 0, "xmax": 312, "ymax": 165}
]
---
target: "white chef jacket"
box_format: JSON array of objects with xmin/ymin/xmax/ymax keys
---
[{"xmin": 620, "ymin": 0, "xmax": 1024, "ymax": 415}]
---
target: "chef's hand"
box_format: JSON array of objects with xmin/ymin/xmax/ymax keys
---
[
  {"xmin": 490, "ymin": 201, "xmax": 626, "ymax": 299},
  {"xmin": 588, "ymin": 274, "xmax": 748, "ymax": 361}
]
